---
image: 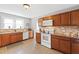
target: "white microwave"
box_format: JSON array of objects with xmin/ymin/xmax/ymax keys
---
[{"xmin": 43, "ymin": 20, "xmax": 53, "ymax": 26}]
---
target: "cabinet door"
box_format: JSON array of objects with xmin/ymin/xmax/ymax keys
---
[
  {"xmin": 2, "ymin": 34, "xmax": 10, "ymax": 46},
  {"xmin": 29, "ymin": 31, "xmax": 33, "ymax": 39},
  {"xmin": 71, "ymin": 10, "xmax": 79, "ymax": 26},
  {"xmin": 19, "ymin": 33, "xmax": 23, "ymax": 41},
  {"xmin": 10, "ymin": 34, "xmax": 17, "ymax": 43},
  {"xmin": 71, "ymin": 39, "xmax": 79, "ymax": 54},
  {"xmin": 52, "ymin": 15, "xmax": 61, "ymax": 26},
  {"xmin": 61, "ymin": 12, "xmax": 70, "ymax": 26},
  {"xmin": 59, "ymin": 39, "xmax": 71, "ymax": 53},
  {"xmin": 36, "ymin": 33, "xmax": 41, "ymax": 43},
  {"xmin": 51, "ymin": 36, "xmax": 59, "ymax": 50},
  {"xmin": 16, "ymin": 33, "xmax": 23, "ymax": 42},
  {"xmin": 38, "ymin": 18, "xmax": 43, "ymax": 26},
  {"xmin": 16, "ymin": 33, "xmax": 20, "ymax": 42},
  {"xmin": 0, "ymin": 35, "xmax": 2, "ymax": 47}
]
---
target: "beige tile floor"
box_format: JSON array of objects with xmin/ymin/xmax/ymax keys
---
[{"xmin": 0, "ymin": 39, "xmax": 62, "ymax": 54}]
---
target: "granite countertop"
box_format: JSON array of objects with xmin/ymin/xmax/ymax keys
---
[
  {"xmin": 51, "ymin": 32, "xmax": 79, "ymax": 39},
  {"xmin": 0, "ymin": 29, "xmax": 29, "ymax": 34},
  {"xmin": 0, "ymin": 32, "xmax": 22, "ymax": 34}
]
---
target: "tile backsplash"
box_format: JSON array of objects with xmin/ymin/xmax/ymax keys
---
[
  {"xmin": 54, "ymin": 26, "xmax": 79, "ymax": 37},
  {"xmin": 40, "ymin": 26, "xmax": 79, "ymax": 38},
  {"xmin": 54, "ymin": 26, "xmax": 79, "ymax": 33}
]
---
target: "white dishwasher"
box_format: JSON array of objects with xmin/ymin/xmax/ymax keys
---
[{"xmin": 23, "ymin": 32, "xmax": 29, "ymax": 40}]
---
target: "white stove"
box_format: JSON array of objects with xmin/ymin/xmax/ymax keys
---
[{"xmin": 41, "ymin": 32, "xmax": 51, "ymax": 48}]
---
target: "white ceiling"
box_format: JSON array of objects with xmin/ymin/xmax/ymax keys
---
[{"xmin": 0, "ymin": 4, "xmax": 78, "ymax": 18}]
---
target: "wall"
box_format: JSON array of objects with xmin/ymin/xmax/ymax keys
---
[
  {"xmin": 31, "ymin": 17, "xmax": 39, "ymax": 46},
  {"xmin": 0, "ymin": 12, "xmax": 31, "ymax": 29},
  {"xmin": 31, "ymin": 17, "xmax": 39, "ymax": 31}
]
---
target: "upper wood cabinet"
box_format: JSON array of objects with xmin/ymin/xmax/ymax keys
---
[
  {"xmin": 38, "ymin": 18, "xmax": 43, "ymax": 26},
  {"xmin": 60, "ymin": 12, "xmax": 71, "ymax": 26},
  {"xmin": 51, "ymin": 15, "xmax": 61, "ymax": 26},
  {"xmin": 42, "ymin": 16, "xmax": 52, "ymax": 20},
  {"xmin": 71, "ymin": 10, "xmax": 79, "ymax": 26},
  {"xmin": 39, "ymin": 9, "xmax": 79, "ymax": 26},
  {"xmin": 0, "ymin": 35, "xmax": 2, "ymax": 47}
]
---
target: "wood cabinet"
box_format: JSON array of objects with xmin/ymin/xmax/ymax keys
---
[
  {"xmin": 51, "ymin": 35, "xmax": 71, "ymax": 53},
  {"xmin": 38, "ymin": 18, "xmax": 43, "ymax": 26},
  {"xmin": 29, "ymin": 31, "xmax": 33, "ymax": 39},
  {"xmin": 2, "ymin": 34, "xmax": 10, "ymax": 46},
  {"xmin": 52, "ymin": 15, "xmax": 61, "ymax": 26},
  {"xmin": 71, "ymin": 10, "xmax": 79, "ymax": 26},
  {"xmin": 36, "ymin": 33, "xmax": 41, "ymax": 43},
  {"xmin": 71, "ymin": 38, "xmax": 79, "ymax": 54},
  {"xmin": 0, "ymin": 32, "xmax": 23, "ymax": 47},
  {"xmin": 39, "ymin": 9, "xmax": 79, "ymax": 26},
  {"xmin": 10, "ymin": 32, "xmax": 23, "ymax": 43},
  {"xmin": 16, "ymin": 33, "xmax": 23, "ymax": 42},
  {"xmin": 40, "ymin": 15, "xmax": 61, "ymax": 26},
  {"xmin": 59, "ymin": 37, "xmax": 71, "ymax": 53},
  {"xmin": 0, "ymin": 35, "xmax": 2, "ymax": 47},
  {"xmin": 60, "ymin": 12, "xmax": 71, "ymax": 26},
  {"xmin": 51, "ymin": 35, "xmax": 60, "ymax": 50},
  {"xmin": 10, "ymin": 33, "xmax": 17, "ymax": 43},
  {"xmin": 43, "ymin": 16, "xmax": 52, "ymax": 20}
]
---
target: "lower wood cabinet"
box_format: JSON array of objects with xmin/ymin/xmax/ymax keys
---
[
  {"xmin": 10, "ymin": 33, "xmax": 17, "ymax": 43},
  {"xmin": 10, "ymin": 32, "xmax": 23, "ymax": 44},
  {"xmin": 2, "ymin": 34, "xmax": 10, "ymax": 46},
  {"xmin": 51, "ymin": 35, "xmax": 71, "ymax": 53},
  {"xmin": 59, "ymin": 38, "xmax": 71, "ymax": 53},
  {"xmin": 0, "ymin": 32, "xmax": 23, "ymax": 47},
  {"xmin": 16, "ymin": 33, "xmax": 23, "ymax": 42},
  {"xmin": 71, "ymin": 38, "xmax": 79, "ymax": 54},
  {"xmin": 36, "ymin": 33, "xmax": 41, "ymax": 43},
  {"xmin": 0, "ymin": 35, "xmax": 2, "ymax": 47},
  {"xmin": 51, "ymin": 35, "xmax": 59, "ymax": 50},
  {"xmin": 18, "ymin": 33, "xmax": 23, "ymax": 41},
  {"xmin": 29, "ymin": 31, "xmax": 33, "ymax": 39}
]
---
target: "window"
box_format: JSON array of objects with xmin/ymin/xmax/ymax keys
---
[
  {"xmin": 16, "ymin": 20, "xmax": 24, "ymax": 29},
  {"xmin": 2, "ymin": 18, "xmax": 25, "ymax": 29},
  {"xmin": 3, "ymin": 19, "xmax": 14, "ymax": 29}
]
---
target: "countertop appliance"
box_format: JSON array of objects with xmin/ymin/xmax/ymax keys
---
[{"xmin": 41, "ymin": 32, "xmax": 51, "ymax": 48}]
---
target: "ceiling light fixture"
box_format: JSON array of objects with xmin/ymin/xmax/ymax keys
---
[{"xmin": 23, "ymin": 4, "xmax": 31, "ymax": 9}]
